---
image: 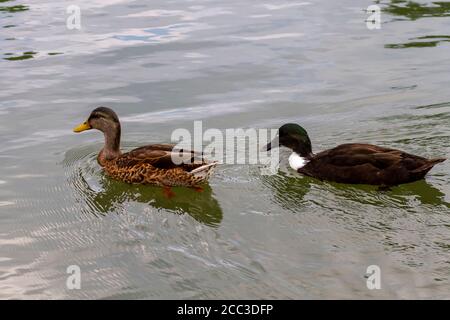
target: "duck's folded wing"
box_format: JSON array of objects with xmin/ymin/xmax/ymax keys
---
[
  {"xmin": 117, "ymin": 145, "xmax": 206, "ymax": 170},
  {"xmin": 130, "ymin": 143, "xmax": 175, "ymax": 152},
  {"xmin": 128, "ymin": 144, "xmax": 204, "ymax": 158},
  {"xmin": 319, "ymin": 143, "xmax": 399, "ymax": 156},
  {"xmin": 312, "ymin": 144, "xmax": 417, "ymax": 169},
  {"xmin": 325, "ymin": 152, "xmax": 404, "ymax": 169}
]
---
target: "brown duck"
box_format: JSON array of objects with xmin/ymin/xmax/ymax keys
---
[
  {"xmin": 73, "ymin": 107, "xmax": 217, "ymax": 193},
  {"xmin": 265, "ymin": 123, "xmax": 446, "ymax": 186}
]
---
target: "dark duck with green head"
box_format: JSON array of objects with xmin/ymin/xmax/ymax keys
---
[{"xmin": 265, "ymin": 123, "xmax": 446, "ymax": 186}]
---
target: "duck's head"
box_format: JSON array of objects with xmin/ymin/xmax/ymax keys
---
[
  {"xmin": 73, "ymin": 107, "xmax": 122, "ymax": 160},
  {"xmin": 264, "ymin": 123, "xmax": 313, "ymax": 158},
  {"xmin": 73, "ymin": 107, "xmax": 120, "ymax": 134}
]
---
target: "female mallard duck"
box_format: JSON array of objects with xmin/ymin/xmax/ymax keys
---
[
  {"xmin": 265, "ymin": 123, "xmax": 446, "ymax": 186},
  {"xmin": 73, "ymin": 107, "xmax": 217, "ymax": 190}
]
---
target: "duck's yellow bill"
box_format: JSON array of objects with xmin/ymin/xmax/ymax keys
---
[{"xmin": 73, "ymin": 121, "xmax": 91, "ymax": 133}]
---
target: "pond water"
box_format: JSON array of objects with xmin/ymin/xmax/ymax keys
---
[{"xmin": 0, "ymin": 0, "xmax": 449, "ymax": 299}]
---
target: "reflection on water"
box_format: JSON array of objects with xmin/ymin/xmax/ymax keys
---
[
  {"xmin": 113, "ymin": 23, "xmax": 208, "ymax": 44},
  {"xmin": 386, "ymin": 35, "xmax": 450, "ymax": 48},
  {"xmin": 263, "ymin": 169, "xmax": 449, "ymax": 214},
  {"xmin": 393, "ymin": 180, "xmax": 450, "ymax": 208},
  {"xmin": 381, "ymin": 0, "xmax": 450, "ymax": 49},
  {"xmin": 1, "ymin": 1, "xmax": 33, "ymax": 61},
  {"xmin": 380, "ymin": 0, "xmax": 450, "ymax": 20},
  {"xmin": 0, "ymin": 3, "xmax": 28, "ymax": 13},
  {"xmin": 4, "ymin": 51, "xmax": 36, "ymax": 61},
  {"xmin": 261, "ymin": 172, "xmax": 313, "ymax": 213}
]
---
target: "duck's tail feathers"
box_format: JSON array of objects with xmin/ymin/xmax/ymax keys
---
[
  {"xmin": 411, "ymin": 158, "xmax": 446, "ymax": 174},
  {"xmin": 190, "ymin": 162, "xmax": 218, "ymax": 181},
  {"xmin": 431, "ymin": 158, "xmax": 446, "ymax": 164}
]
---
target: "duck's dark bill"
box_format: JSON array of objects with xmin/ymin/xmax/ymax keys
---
[{"xmin": 263, "ymin": 138, "xmax": 278, "ymax": 151}]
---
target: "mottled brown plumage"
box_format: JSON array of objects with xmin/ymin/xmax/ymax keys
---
[
  {"xmin": 73, "ymin": 107, "xmax": 217, "ymax": 187},
  {"xmin": 266, "ymin": 123, "xmax": 446, "ymax": 186}
]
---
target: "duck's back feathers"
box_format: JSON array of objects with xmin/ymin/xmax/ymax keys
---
[
  {"xmin": 115, "ymin": 144, "xmax": 204, "ymax": 170},
  {"xmin": 298, "ymin": 143, "xmax": 445, "ymax": 186}
]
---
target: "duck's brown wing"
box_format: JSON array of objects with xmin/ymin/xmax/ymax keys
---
[
  {"xmin": 128, "ymin": 143, "xmax": 202, "ymax": 155},
  {"xmin": 313, "ymin": 144, "xmax": 411, "ymax": 168},
  {"xmin": 299, "ymin": 143, "xmax": 441, "ymax": 185},
  {"xmin": 116, "ymin": 144, "xmax": 206, "ymax": 171}
]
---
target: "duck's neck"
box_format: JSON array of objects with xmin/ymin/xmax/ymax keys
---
[
  {"xmin": 292, "ymin": 143, "xmax": 313, "ymax": 160},
  {"xmin": 289, "ymin": 152, "xmax": 309, "ymax": 170},
  {"xmin": 288, "ymin": 139, "xmax": 314, "ymax": 170},
  {"xmin": 99, "ymin": 125, "xmax": 121, "ymax": 164}
]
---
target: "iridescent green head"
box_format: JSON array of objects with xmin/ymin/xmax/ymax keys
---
[{"xmin": 265, "ymin": 123, "xmax": 313, "ymax": 158}]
